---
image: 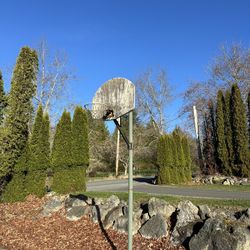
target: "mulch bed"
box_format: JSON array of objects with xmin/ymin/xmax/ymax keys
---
[{"xmin": 0, "ymin": 195, "xmax": 184, "ymax": 250}]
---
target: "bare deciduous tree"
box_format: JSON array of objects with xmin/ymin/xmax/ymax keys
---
[
  {"xmin": 135, "ymin": 69, "xmax": 172, "ymax": 135},
  {"xmin": 35, "ymin": 40, "xmax": 75, "ymax": 118},
  {"xmin": 181, "ymin": 44, "xmax": 250, "ymax": 131}
]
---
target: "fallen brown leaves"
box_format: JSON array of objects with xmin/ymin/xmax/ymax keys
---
[{"xmin": 0, "ymin": 195, "xmax": 184, "ymax": 250}]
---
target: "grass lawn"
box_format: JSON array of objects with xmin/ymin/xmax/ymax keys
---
[
  {"xmin": 170, "ymin": 183, "xmax": 250, "ymax": 192},
  {"xmin": 80, "ymin": 191, "xmax": 250, "ymax": 209}
]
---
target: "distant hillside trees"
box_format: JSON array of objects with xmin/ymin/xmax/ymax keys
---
[{"xmin": 157, "ymin": 128, "xmax": 192, "ymax": 184}]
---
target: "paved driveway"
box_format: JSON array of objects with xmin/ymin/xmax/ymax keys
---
[{"xmin": 87, "ymin": 177, "xmax": 250, "ymax": 200}]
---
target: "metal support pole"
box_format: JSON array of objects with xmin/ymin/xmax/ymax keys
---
[{"xmin": 128, "ymin": 111, "xmax": 133, "ymax": 250}]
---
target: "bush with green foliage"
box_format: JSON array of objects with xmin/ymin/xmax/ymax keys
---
[{"xmin": 1, "ymin": 173, "xmax": 27, "ymax": 202}]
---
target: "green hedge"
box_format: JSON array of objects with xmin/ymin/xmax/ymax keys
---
[
  {"xmin": 25, "ymin": 171, "xmax": 46, "ymax": 198},
  {"xmin": 52, "ymin": 166, "xmax": 86, "ymax": 194},
  {"xmin": 1, "ymin": 173, "xmax": 27, "ymax": 202}
]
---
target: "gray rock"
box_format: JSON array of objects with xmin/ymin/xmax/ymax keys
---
[
  {"xmin": 198, "ymin": 205, "xmax": 211, "ymax": 220},
  {"xmin": 233, "ymin": 226, "xmax": 250, "ymax": 250},
  {"xmin": 91, "ymin": 195, "xmax": 120, "ymax": 223},
  {"xmin": 139, "ymin": 214, "xmax": 168, "ymax": 239},
  {"xmin": 123, "ymin": 206, "xmax": 142, "ymax": 219},
  {"xmin": 66, "ymin": 206, "xmax": 91, "ymax": 221},
  {"xmin": 65, "ymin": 197, "xmax": 90, "ymax": 210},
  {"xmin": 148, "ymin": 197, "xmax": 175, "ymax": 219},
  {"xmin": 171, "ymin": 219, "xmax": 203, "ymax": 246},
  {"xmin": 171, "ymin": 200, "xmax": 200, "ymax": 245},
  {"xmin": 113, "ymin": 214, "xmax": 141, "ymax": 235},
  {"xmin": 223, "ymin": 179, "xmax": 231, "ymax": 185},
  {"xmin": 141, "ymin": 213, "xmax": 150, "ymax": 225},
  {"xmin": 41, "ymin": 196, "xmax": 64, "ymax": 216},
  {"xmin": 103, "ymin": 205, "xmax": 123, "ymax": 229},
  {"xmin": 189, "ymin": 218, "xmax": 250, "ymax": 250}
]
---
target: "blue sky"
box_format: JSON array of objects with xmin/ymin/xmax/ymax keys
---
[{"xmin": 0, "ymin": 0, "xmax": 250, "ymax": 130}]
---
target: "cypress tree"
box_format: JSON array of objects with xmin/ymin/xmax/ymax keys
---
[
  {"xmin": 215, "ymin": 90, "xmax": 229, "ymax": 174},
  {"xmin": 1, "ymin": 47, "xmax": 38, "ymax": 177},
  {"xmin": 202, "ymin": 111, "xmax": 217, "ymax": 175},
  {"xmin": 170, "ymin": 135, "xmax": 180, "ymax": 184},
  {"xmin": 248, "ymin": 90, "xmax": 250, "ymax": 147},
  {"xmin": 164, "ymin": 135, "xmax": 172, "ymax": 184},
  {"xmin": 182, "ymin": 136, "xmax": 192, "ymax": 182},
  {"xmin": 224, "ymin": 90, "xmax": 234, "ymax": 173},
  {"xmin": 0, "ymin": 70, "xmax": 7, "ymax": 125},
  {"xmin": 157, "ymin": 136, "xmax": 165, "ymax": 184},
  {"xmin": 72, "ymin": 106, "xmax": 89, "ymax": 167},
  {"xmin": 51, "ymin": 110, "xmax": 72, "ymax": 169},
  {"xmin": 28, "ymin": 104, "xmax": 43, "ymax": 171},
  {"xmin": 39, "ymin": 112, "xmax": 50, "ymax": 169},
  {"xmin": 231, "ymin": 84, "xmax": 249, "ymax": 176},
  {"xmin": 173, "ymin": 128, "xmax": 186, "ymax": 183}
]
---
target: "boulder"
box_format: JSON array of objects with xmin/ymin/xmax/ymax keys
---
[
  {"xmin": 189, "ymin": 218, "xmax": 250, "ymax": 250},
  {"xmin": 171, "ymin": 200, "xmax": 200, "ymax": 245},
  {"xmin": 103, "ymin": 205, "xmax": 123, "ymax": 229},
  {"xmin": 65, "ymin": 196, "xmax": 90, "ymax": 210},
  {"xmin": 141, "ymin": 213, "xmax": 150, "ymax": 225},
  {"xmin": 171, "ymin": 219, "xmax": 203, "ymax": 246},
  {"xmin": 66, "ymin": 206, "xmax": 91, "ymax": 221},
  {"xmin": 148, "ymin": 197, "xmax": 176, "ymax": 219},
  {"xmin": 41, "ymin": 196, "xmax": 64, "ymax": 216},
  {"xmin": 198, "ymin": 204, "xmax": 211, "ymax": 220},
  {"xmin": 91, "ymin": 195, "xmax": 120, "ymax": 223},
  {"xmin": 223, "ymin": 179, "xmax": 231, "ymax": 185},
  {"xmin": 139, "ymin": 214, "xmax": 168, "ymax": 239},
  {"xmin": 113, "ymin": 214, "xmax": 141, "ymax": 235}
]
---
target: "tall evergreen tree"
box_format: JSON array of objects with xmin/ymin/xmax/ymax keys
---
[
  {"xmin": 215, "ymin": 90, "xmax": 229, "ymax": 174},
  {"xmin": 173, "ymin": 128, "xmax": 186, "ymax": 183},
  {"xmin": 39, "ymin": 112, "xmax": 50, "ymax": 169},
  {"xmin": 0, "ymin": 70, "xmax": 7, "ymax": 125},
  {"xmin": 72, "ymin": 106, "xmax": 89, "ymax": 167},
  {"xmin": 182, "ymin": 136, "xmax": 192, "ymax": 182},
  {"xmin": 51, "ymin": 110, "xmax": 72, "ymax": 169},
  {"xmin": 1, "ymin": 47, "xmax": 38, "ymax": 177},
  {"xmin": 231, "ymin": 84, "xmax": 249, "ymax": 176},
  {"xmin": 28, "ymin": 104, "xmax": 43, "ymax": 171},
  {"xmin": 248, "ymin": 90, "xmax": 250, "ymax": 147},
  {"xmin": 224, "ymin": 90, "xmax": 234, "ymax": 172},
  {"xmin": 170, "ymin": 135, "xmax": 179, "ymax": 184},
  {"xmin": 202, "ymin": 111, "xmax": 217, "ymax": 175}
]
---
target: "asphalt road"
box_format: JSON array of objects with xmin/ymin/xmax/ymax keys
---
[{"xmin": 87, "ymin": 177, "xmax": 250, "ymax": 200}]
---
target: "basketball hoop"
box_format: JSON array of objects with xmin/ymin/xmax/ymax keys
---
[{"xmin": 84, "ymin": 102, "xmax": 117, "ymax": 121}]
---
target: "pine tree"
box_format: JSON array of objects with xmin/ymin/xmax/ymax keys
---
[
  {"xmin": 231, "ymin": 84, "xmax": 249, "ymax": 176},
  {"xmin": 164, "ymin": 135, "xmax": 172, "ymax": 184},
  {"xmin": 28, "ymin": 104, "xmax": 43, "ymax": 171},
  {"xmin": 215, "ymin": 90, "xmax": 229, "ymax": 174},
  {"xmin": 0, "ymin": 70, "xmax": 7, "ymax": 125},
  {"xmin": 1, "ymin": 47, "xmax": 38, "ymax": 177},
  {"xmin": 51, "ymin": 110, "xmax": 72, "ymax": 169},
  {"xmin": 224, "ymin": 90, "xmax": 234, "ymax": 173},
  {"xmin": 72, "ymin": 106, "xmax": 89, "ymax": 167}
]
